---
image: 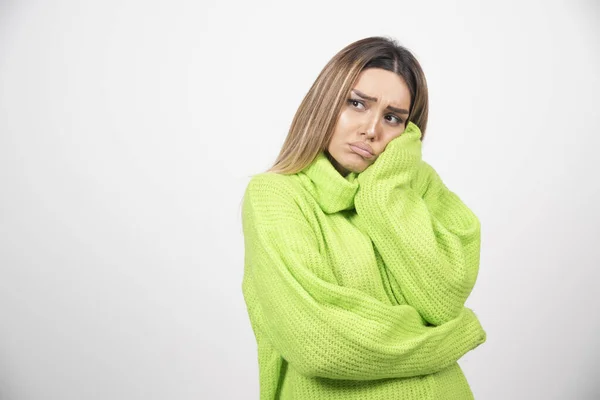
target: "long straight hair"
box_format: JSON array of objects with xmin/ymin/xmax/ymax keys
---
[{"xmin": 266, "ymin": 36, "xmax": 429, "ymax": 174}]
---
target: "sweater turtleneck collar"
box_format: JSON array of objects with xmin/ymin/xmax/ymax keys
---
[{"xmin": 299, "ymin": 151, "xmax": 360, "ymax": 214}]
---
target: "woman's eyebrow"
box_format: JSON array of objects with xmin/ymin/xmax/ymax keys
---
[{"xmin": 351, "ymin": 89, "xmax": 409, "ymax": 115}]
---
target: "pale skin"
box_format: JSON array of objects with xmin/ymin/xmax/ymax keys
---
[{"xmin": 326, "ymin": 67, "xmax": 412, "ymax": 177}]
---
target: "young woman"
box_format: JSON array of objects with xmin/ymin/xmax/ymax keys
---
[{"xmin": 241, "ymin": 36, "xmax": 486, "ymax": 400}]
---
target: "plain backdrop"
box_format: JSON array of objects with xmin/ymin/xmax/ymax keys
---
[{"xmin": 1, "ymin": 0, "xmax": 599, "ymax": 399}]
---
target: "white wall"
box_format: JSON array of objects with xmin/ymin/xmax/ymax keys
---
[{"xmin": 0, "ymin": 0, "xmax": 598, "ymax": 399}]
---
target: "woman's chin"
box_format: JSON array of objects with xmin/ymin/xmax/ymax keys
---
[{"xmin": 342, "ymin": 158, "xmax": 370, "ymax": 174}]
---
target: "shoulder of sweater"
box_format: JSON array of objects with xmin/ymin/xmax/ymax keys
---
[
  {"xmin": 247, "ymin": 171, "xmax": 299, "ymax": 191},
  {"xmin": 244, "ymin": 171, "xmax": 306, "ymax": 207},
  {"xmin": 241, "ymin": 172, "xmax": 315, "ymax": 232}
]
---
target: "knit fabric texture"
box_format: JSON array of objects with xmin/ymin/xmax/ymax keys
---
[{"xmin": 241, "ymin": 121, "xmax": 486, "ymax": 399}]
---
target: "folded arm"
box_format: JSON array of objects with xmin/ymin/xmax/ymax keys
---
[
  {"xmin": 241, "ymin": 172, "xmax": 486, "ymax": 380},
  {"xmin": 354, "ymin": 122, "xmax": 481, "ymax": 326}
]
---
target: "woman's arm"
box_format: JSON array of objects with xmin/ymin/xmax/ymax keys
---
[
  {"xmin": 241, "ymin": 172, "xmax": 486, "ymax": 381},
  {"xmin": 354, "ymin": 122, "xmax": 481, "ymax": 327}
]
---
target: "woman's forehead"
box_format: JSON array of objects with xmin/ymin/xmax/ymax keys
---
[{"xmin": 352, "ymin": 68, "xmax": 410, "ymax": 108}]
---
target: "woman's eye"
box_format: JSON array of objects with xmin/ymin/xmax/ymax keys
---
[
  {"xmin": 347, "ymin": 99, "xmax": 365, "ymax": 109},
  {"xmin": 386, "ymin": 115, "xmax": 403, "ymax": 125}
]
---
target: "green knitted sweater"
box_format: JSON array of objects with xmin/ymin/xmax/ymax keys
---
[{"xmin": 241, "ymin": 121, "xmax": 486, "ymax": 399}]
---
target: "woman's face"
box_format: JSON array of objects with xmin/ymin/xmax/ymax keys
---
[{"xmin": 326, "ymin": 67, "xmax": 412, "ymax": 176}]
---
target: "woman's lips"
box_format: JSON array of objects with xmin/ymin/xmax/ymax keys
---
[{"xmin": 349, "ymin": 143, "xmax": 374, "ymax": 159}]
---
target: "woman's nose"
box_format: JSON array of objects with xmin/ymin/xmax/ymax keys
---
[{"xmin": 362, "ymin": 114, "xmax": 380, "ymax": 140}]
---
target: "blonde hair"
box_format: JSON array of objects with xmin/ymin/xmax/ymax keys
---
[{"xmin": 266, "ymin": 36, "xmax": 429, "ymax": 175}]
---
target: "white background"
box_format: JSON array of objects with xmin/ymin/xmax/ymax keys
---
[{"xmin": 1, "ymin": 0, "xmax": 599, "ymax": 399}]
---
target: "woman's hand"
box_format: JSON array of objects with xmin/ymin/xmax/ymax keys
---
[{"xmin": 356, "ymin": 121, "xmax": 423, "ymax": 190}]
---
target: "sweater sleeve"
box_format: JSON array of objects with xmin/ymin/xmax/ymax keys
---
[
  {"xmin": 354, "ymin": 122, "xmax": 481, "ymax": 327},
  {"xmin": 241, "ymin": 173, "xmax": 486, "ymax": 380}
]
